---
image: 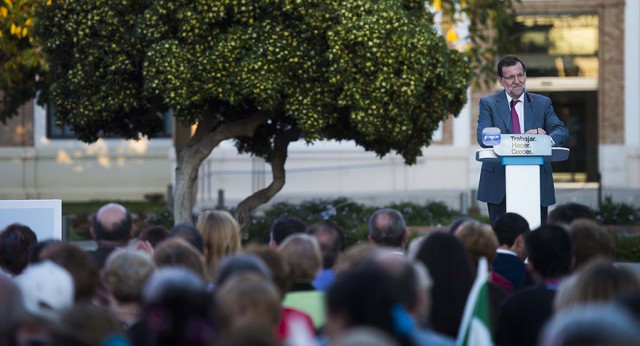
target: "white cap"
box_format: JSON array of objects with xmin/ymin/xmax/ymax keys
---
[{"xmin": 14, "ymin": 260, "xmax": 75, "ymax": 322}]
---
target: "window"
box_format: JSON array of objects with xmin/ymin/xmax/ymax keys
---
[
  {"xmin": 46, "ymin": 102, "xmax": 173, "ymax": 139},
  {"xmin": 512, "ymin": 14, "xmax": 599, "ymax": 78}
]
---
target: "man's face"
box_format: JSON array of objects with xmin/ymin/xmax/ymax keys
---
[{"xmin": 498, "ymin": 62, "xmax": 526, "ymax": 99}]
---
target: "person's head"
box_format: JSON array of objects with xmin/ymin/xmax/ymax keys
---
[
  {"xmin": 540, "ymin": 303, "xmax": 640, "ymax": 346},
  {"xmin": 568, "ymin": 219, "xmax": 615, "ymax": 269},
  {"xmin": 548, "ymin": 202, "xmax": 596, "ymax": 228},
  {"xmin": 215, "ymin": 273, "xmax": 282, "ymax": 336},
  {"xmin": 367, "ymin": 208, "xmax": 407, "ymax": 248},
  {"xmin": 367, "ymin": 250, "xmax": 418, "ymax": 313},
  {"xmin": 0, "ymin": 223, "xmax": 38, "ymax": 275},
  {"xmin": 447, "ymin": 217, "xmax": 472, "ymax": 234},
  {"xmin": 492, "ymin": 212, "xmax": 530, "ymax": 260},
  {"xmin": 326, "ymin": 265, "xmax": 414, "ymax": 346},
  {"xmin": 242, "ymin": 244, "xmax": 291, "ymax": 300},
  {"xmin": 213, "ymin": 253, "xmax": 272, "ymax": 288},
  {"xmin": 153, "ymin": 237, "xmax": 207, "ymax": 280},
  {"xmin": 0, "ymin": 276, "xmax": 25, "ymax": 345},
  {"xmin": 526, "ymin": 224, "xmax": 573, "ymax": 280},
  {"xmin": 138, "ymin": 225, "xmax": 169, "ymax": 248},
  {"xmin": 169, "ymin": 222, "xmax": 205, "ymax": 254},
  {"xmin": 367, "ymin": 249, "xmax": 433, "ymax": 325},
  {"xmin": 50, "ymin": 303, "xmax": 125, "ymax": 346},
  {"xmin": 28, "ymin": 239, "xmax": 63, "ymax": 264},
  {"xmin": 142, "ymin": 267, "xmax": 215, "ymax": 346},
  {"xmin": 196, "ymin": 210, "xmax": 242, "ymax": 280},
  {"xmin": 14, "ymin": 260, "xmax": 75, "ymax": 323},
  {"xmin": 307, "ymin": 220, "xmax": 346, "ymax": 270},
  {"xmin": 334, "ymin": 242, "xmax": 379, "ymax": 275},
  {"xmin": 557, "ymin": 259, "xmax": 640, "ymax": 311},
  {"xmin": 497, "ymin": 55, "xmax": 527, "ymax": 99},
  {"xmin": 91, "ymin": 203, "xmax": 133, "ymax": 244},
  {"xmin": 278, "ymin": 233, "xmax": 322, "ymax": 285},
  {"xmin": 40, "ymin": 242, "xmax": 99, "ymax": 302},
  {"xmin": 269, "ymin": 216, "xmax": 307, "ymax": 247},
  {"xmin": 413, "ymin": 231, "xmax": 474, "ymax": 338},
  {"xmin": 101, "ymin": 249, "xmax": 156, "ymax": 304},
  {"xmin": 454, "ymin": 221, "xmax": 498, "ymax": 268}
]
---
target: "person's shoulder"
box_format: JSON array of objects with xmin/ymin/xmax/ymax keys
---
[
  {"xmin": 480, "ymin": 91, "xmax": 504, "ymax": 102},
  {"xmin": 526, "ymin": 92, "xmax": 551, "ymax": 102}
]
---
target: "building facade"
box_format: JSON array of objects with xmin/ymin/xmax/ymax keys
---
[{"xmin": 1, "ymin": 0, "xmax": 638, "ymax": 214}]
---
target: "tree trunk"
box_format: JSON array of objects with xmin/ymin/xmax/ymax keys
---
[
  {"xmin": 172, "ymin": 112, "xmax": 270, "ymax": 225},
  {"xmin": 235, "ymin": 127, "xmax": 300, "ymax": 238}
]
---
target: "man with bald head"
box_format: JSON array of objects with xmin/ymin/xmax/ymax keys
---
[
  {"xmin": 88, "ymin": 203, "xmax": 134, "ymax": 270},
  {"xmin": 367, "ymin": 208, "xmax": 407, "ymax": 250}
]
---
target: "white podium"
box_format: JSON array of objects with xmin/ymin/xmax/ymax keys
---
[{"xmin": 476, "ymin": 134, "xmax": 569, "ymax": 229}]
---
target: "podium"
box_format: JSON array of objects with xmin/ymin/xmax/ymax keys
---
[{"xmin": 476, "ymin": 134, "xmax": 569, "ymax": 229}]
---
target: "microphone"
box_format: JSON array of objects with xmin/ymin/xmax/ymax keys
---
[{"xmin": 482, "ymin": 127, "xmax": 501, "ymax": 146}]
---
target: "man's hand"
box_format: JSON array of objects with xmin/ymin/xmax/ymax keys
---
[{"xmin": 525, "ymin": 128, "xmax": 546, "ymax": 135}]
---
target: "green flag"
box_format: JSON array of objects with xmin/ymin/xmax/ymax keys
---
[{"xmin": 456, "ymin": 257, "xmax": 493, "ymax": 346}]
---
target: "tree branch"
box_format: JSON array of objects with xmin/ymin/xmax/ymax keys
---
[{"xmin": 235, "ymin": 127, "xmax": 301, "ymax": 237}]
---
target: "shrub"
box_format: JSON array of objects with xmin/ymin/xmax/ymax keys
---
[
  {"xmin": 243, "ymin": 197, "xmax": 461, "ymax": 247},
  {"xmin": 597, "ymin": 196, "xmax": 640, "ymax": 225}
]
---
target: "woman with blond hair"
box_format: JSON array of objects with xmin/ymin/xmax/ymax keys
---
[{"xmin": 196, "ymin": 210, "xmax": 242, "ymax": 281}]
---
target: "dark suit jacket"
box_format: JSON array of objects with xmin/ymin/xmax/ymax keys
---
[
  {"xmin": 497, "ymin": 283, "xmax": 556, "ymax": 346},
  {"xmin": 476, "ymin": 91, "xmax": 569, "ymax": 206},
  {"xmin": 492, "ymin": 252, "xmax": 526, "ymax": 291}
]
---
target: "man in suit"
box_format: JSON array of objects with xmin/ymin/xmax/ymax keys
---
[
  {"xmin": 492, "ymin": 212, "xmax": 532, "ymax": 291},
  {"xmin": 477, "ymin": 55, "xmax": 569, "ymax": 225},
  {"xmin": 497, "ymin": 224, "xmax": 573, "ymax": 346}
]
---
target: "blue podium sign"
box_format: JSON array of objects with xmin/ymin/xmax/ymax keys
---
[{"xmin": 494, "ymin": 134, "xmax": 553, "ymax": 157}]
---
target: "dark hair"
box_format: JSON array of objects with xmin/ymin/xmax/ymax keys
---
[
  {"xmin": 547, "ymin": 202, "xmax": 596, "ymax": 227},
  {"xmin": 526, "ymin": 224, "xmax": 573, "ymax": 279},
  {"xmin": 568, "ymin": 219, "xmax": 615, "ymax": 269},
  {"xmin": 44, "ymin": 243, "xmax": 100, "ymax": 301},
  {"xmin": 92, "ymin": 211, "xmax": 132, "ymax": 242},
  {"xmin": 0, "ymin": 223, "xmax": 38, "ymax": 275},
  {"xmin": 367, "ymin": 252, "xmax": 419, "ymax": 312},
  {"xmin": 307, "ymin": 220, "xmax": 346, "ymax": 269},
  {"xmin": 28, "ymin": 239, "xmax": 63, "ymax": 264},
  {"xmin": 243, "ymin": 244, "xmax": 291, "ymax": 299},
  {"xmin": 497, "ymin": 55, "xmax": 526, "ymax": 77},
  {"xmin": 414, "ymin": 232, "xmax": 474, "ymax": 338},
  {"xmin": 269, "ymin": 216, "xmax": 306, "ymax": 245},
  {"xmin": 213, "ymin": 254, "xmax": 272, "ymax": 287},
  {"xmin": 143, "ymin": 269, "xmax": 215, "ymax": 346},
  {"xmin": 170, "ymin": 223, "xmax": 204, "ymax": 254},
  {"xmin": 139, "ymin": 225, "xmax": 170, "ymax": 248},
  {"xmin": 368, "ymin": 209, "xmax": 407, "ymax": 247},
  {"xmin": 327, "ymin": 265, "xmax": 415, "ymax": 346},
  {"xmin": 448, "ymin": 217, "xmax": 472, "ymax": 234},
  {"xmin": 492, "ymin": 212, "xmax": 530, "ymax": 246}
]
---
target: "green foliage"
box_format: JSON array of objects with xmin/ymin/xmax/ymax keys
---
[
  {"xmin": 62, "ymin": 200, "xmax": 168, "ymax": 240},
  {"xmin": 145, "ymin": 206, "xmax": 175, "ymax": 229},
  {"xmin": 387, "ymin": 200, "xmax": 461, "ymax": 226},
  {"xmin": 0, "ymin": 0, "xmax": 47, "ymax": 122},
  {"xmin": 612, "ymin": 233, "xmax": 640, "ymax": 262},
  {"xmin": 243, "ymin": 197, "xmax": 461, "ymax": 246},
  {"xmin": 597, "ymin": 196, "xmax": 640, "ymax": 225},
  {"xmin": 430, "ymin": 0, "xmax": 520, "ymax": 88},
  {"xmin": 244, "ymin": 197, "xmax": 378, "ymax": 246},
  {"xmin": 33, "ymin": 0, "xmax": 471, "ymax": 165}
]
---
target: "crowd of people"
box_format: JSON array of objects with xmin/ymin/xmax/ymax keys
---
[{"xmin": 2, "ymin": 201, "xmax": 640, "ymax": 346}]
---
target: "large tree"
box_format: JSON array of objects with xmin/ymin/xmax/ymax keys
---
[
  {"xmin": 0, "ymin": 0, "xmax": 47, "ymax": 122},
  {"xmin": 33, "ymin": 0, "xmax": 512, "ymax": 229}
]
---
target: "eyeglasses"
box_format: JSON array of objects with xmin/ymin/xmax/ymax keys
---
[{"xmin": 502, "ymin": 72, "xmax": 526, "ymax": 83}]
